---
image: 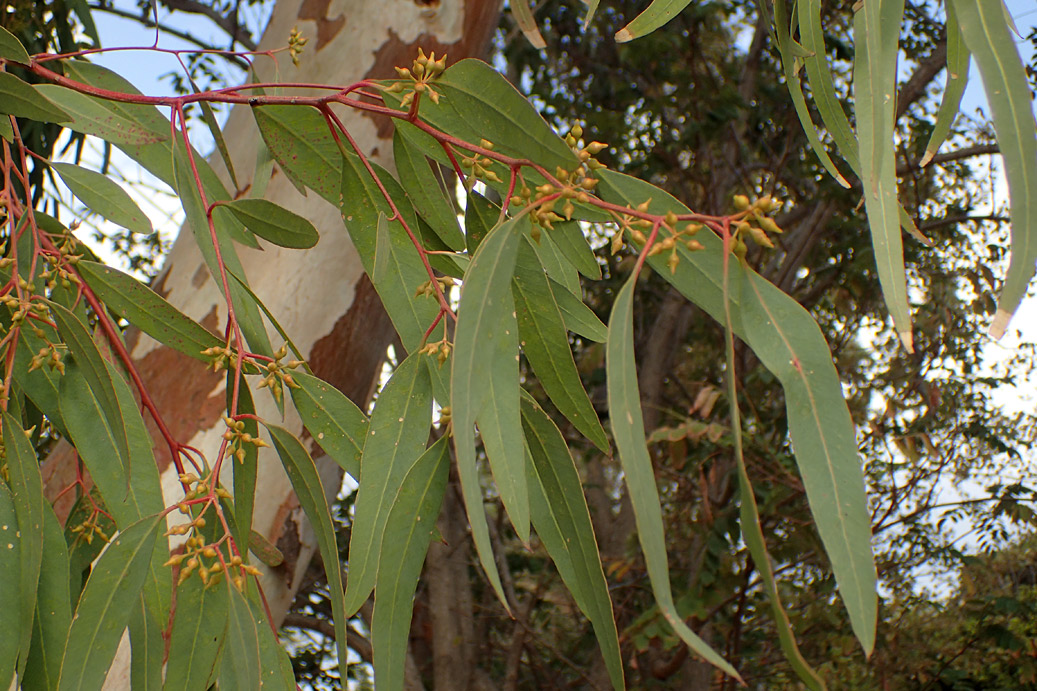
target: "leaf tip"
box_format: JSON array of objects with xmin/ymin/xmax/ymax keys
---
[
  {"xmin": 615, "ymin": 28, "xmax": 634, "ymax": 43},
  {"xmin": 919, "ymin": 149, "xmax": 936, "ymax": 167},
  {"xmin": 989, "ymin": 308, "xmax": 1012, "ymax": 340},
  {"xmin": 897, "ymin": 329, "xmax": 914, "ymax": 353}
]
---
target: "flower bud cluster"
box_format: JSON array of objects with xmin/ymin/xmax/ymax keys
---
[
  {"xmin": 730, "ymin": 194, "xmax": 784, "ymax": 259},
  {"xmin": 610, "ymin": 200, "xmax": 706, "ymax": 273},
  {"xmin": 414, "ymin": 275, "xmax": 455, "ymax": 300},
  {"xmin": 460, "ymin": 139, "xmax": 503, "ymax": 187},
  {"xmin": 385, "ymin": 48, "xmax": 448, "ymax": 108},
  {"xmin": 419, "ymin": 337, "xmax": 452, "ymax": 367},
  {"xmin": 222, "ymin": 416, "xmax": 269, "ymax": 464},
  {"xmin": 257, "ymin": 343, "xmax": 303, "ymax": 404}
]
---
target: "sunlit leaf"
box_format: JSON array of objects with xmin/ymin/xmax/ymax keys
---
[
  {"xmin": 922, "ymin": 2, "xmax": 970, "ymax": 166},
  {"xmin": 0, "ymin": 73, "xmax": 70, "ymax": 123},
  {"xmin": 615, "ymin": 0, "xmax": 693, "ymax": 42},
  {"xmin": 606, "ymin": 275, "xmax": 741, "ymax": 679},
  {"xmin": 372, "ymin": 437, "xmax": 450, "ymax": 691},
  {"xmin": 345, "ymin": 354, "xmax": 432, "ymax": 614},
  {"xmin": 51, "ymin": 162, "xmax": 152, "ymax": 233},
  {"xmin": 511, "ymin": 0, "xmax": 547, "ymax": 48},
  {"xmin": 57, "ymin": 514, "xmax": 164, "ymax": 691}
]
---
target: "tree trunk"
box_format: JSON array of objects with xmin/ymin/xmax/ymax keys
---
[{"xmin": 38, "ymin": 0, "xmax": 501, "ymax": 686}]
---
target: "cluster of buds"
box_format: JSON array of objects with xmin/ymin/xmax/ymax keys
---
[
  {"xmin": 166, "ymin": 532, "xmax": 259, "ymax": 589},
  {"xmin": 201, "ymin": 343, "xmax": 241, "ymax": 373},
  {"xmin": 730, "ymin": 194, "xmax": 784, "ymax": 259},
  {"xmin": 173, "ymin": 472, "xmax": 232, "ymax": 511},
  {"xmin": 460, "ymin": 139, "xmax": 503, "ymax": 187},
  {"xmin": 419, "ymin": 337, "xmax": 452, "ymax": 367},
  {"xmin": 222, "ymin": 416, "xmax": 269, "ymax": 463},
  {"xmin": 385, "ymin": 48, "xmax": 448, "ymax": 108},
  {"xmin": 564, "ymin": 124, "xmax": 608, "ymax": 176},
  {"xmin": 27, "ymin": 341, "xmax": 65, "ymax": 375},
  {"xmin": 288, "ymin": 26, "xmax": 308, "ymax": 67},
  {"xmin": 1, "ymin": 286, "xmax": 51, "ymax": 330},
  {"xmin": 69, "ymin": 511, "xmax": 111, "ymax": 546},
  {"xmin": 610, "ymin": 202, "xmax": 706, "ymax": 274},
  {"xmin": 38, "ymin": 236, "xmax": 83, "ymax": 291},
  {"xmin": 257, "ymin": 343, "xmax": 303, "ymax": 403},
  {"xmin": 414, "ymin": 275, "xmax": 455, "ymax": 300}
]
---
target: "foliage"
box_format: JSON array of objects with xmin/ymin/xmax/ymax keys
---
[{"xmin": 1, "ymin": 1, "xmax": 1036, "ymax": 690}]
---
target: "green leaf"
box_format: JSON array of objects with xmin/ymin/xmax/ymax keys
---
[
  {"xmin": 552, "ymin": 277, "xmax": 608, "ymax": 342},
  {"xmin": 615, "ymin": 0, "xmax": 693, "ymax": 42},
  {"xmin": 49, "ymin": 301, "xmax": 131, "ymax": 470},
  {"xmin": 345, "ymin": 354, "xmax": 433, "ymax": 614},
  {"xmin": 854, "ymin": 0, "xmax": 911, "ymax": 350},
  {"xmin": 0, "ymin": 484, "xmax": 22, "ymax": 691},
  {"xmin": 35, "ymin": 85, "xmax": 166, "ymax": 145},
  {"xmin": 393, "ymin": 128, "xmax": 465, "ymax": 250},
  {"xmin": 216, "ymin": 199, "xmax": 319, "ymax": 249},
  {"xmin": 77, "ymin": 261, "xmax": 223, "ymax": 362},
  {"xmin": 0, "ymin": 73, "xmax": 70, "ymax": 123},
  {"xmin": 128, "ymin": 598, "xmax": 164, "ymax": 691},
  {"xmin": 521, "ymin": 398, "xmax": 624, "ymax": 690},
  {"xmin": 529, "ymin": 229, "xmax": 580, "ymax": 295},
  {"xmin": 188, "ymin": 74, "xmax": 238, "ymax": 190},
  {"xmin": 738, "ymin": 270, "xmax": 877, "ymax": 655},
  {"xmin": 290, "ymin": 370, "xmax": 368, "ymax": 480},
  {"xmin": 512, "ymin": 238, "xmax": 608, "ymax": 451},
  {"xmin": 0, "ymin": 25, "xmax": 30, "ymax": 62},
  {"xmin": 606, "ymin": 276, "xmax": 740, "ymax": 680},
  {"xmin": 952, "ymin": 0, "xmax": 1037, "ymax": 338},
  {"xmin": 266, "ymin": 424, "xmax": 349, "ymax": 674},
  {"xmin": 217, "ymin": 587, "xmax": 262, "ymax": 691},
  {"xmin": 0, "ymin": 116, "xmax": 12, "ymax": 142},
  {"xmin": 510, "ymin": 0, "xmax": 547, "ymax": 48},
  {"xmin": 550, "ymin": 220, "xmax": 601, "ymax": 280},
  {"xmin": 464, "ymin": 191, "xmax": 499, "ymax": 255},
  {"xmin": 252, "ymin": 596, "xmax": 297, "ymax": 689},
  {"xmin": 163, "ymin": 577, "xmax": 229, "ymax": 691},
  {"xmin": 247, "ymin": 529, "xmax": 284, "ymax": 568},
  {"xmin": 23, "ymin": 503, "xmax": 72, "ymax": 691},
  {"xmin": 372, "ymin": 437, "xmax": 450, "ymax": 691},
  {"xmin": 57, "ymin": 514, "xmax": 164, "ymax": 691},
  {"xmin": 253, "ymin": 104, "xmax": 341, "ymax": 200},
  {"xmin": 3, "ymin": 410, "xmax": 45, "ymax": 673},
  {"xmin": 50, "ymin": 162, "xmax": 153, "ymax": 234},
  {"xmin": 922, "ymin": 2, "xmax": 970, "ymax": 165},
  {"xmin": 451, "ymin": 215, "xmax": 524, "ymax": 607}
]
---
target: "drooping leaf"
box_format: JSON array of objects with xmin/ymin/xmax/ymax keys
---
[
  {"xmin": 3, "ymin": 410, "xmax": 45, "ymax": 674},
  {"xmin": 22, "ymin": 502, "xmax": 72, "ymax": 691},
  {"xmin": 56, "ymin": 514, "xmax": 164, "ymax": 691},
  {"xmin": 510, "ymin": 0, "xmax": 547, "ymax": 48},
  {"xmin": 49, "ymin": 301, "xmax": 131, "ymax": 471},
  {"xmin": 615, "ymin": 0, "xmax": 693, "ymax": 42},
  {"xmin": 77, "ymin": 261, "xmax": 223, "ymax": 362},
  {"xmin": 922, "ymin": 2, "xmax": 970, "ymax": 165},
  {"xmin": 372, "ymin": 437, "xmax": 450, "ymax": 691},
  {"xmin": 253, "ymin": 104, "xmax": 342, "ymax": 200},
  {"xmin": 952, "ymin": 0, "xmax": 1037, "ymax": 338},
  {"xmin": 0, "ymin": 25, "xmax": 30, "ymax": 62},
  {"xmin": 252, "ymin": 596, "xmax": 297, "ymax": 689},
  {"xmin": 50, "ymin": 162, "xmax": 153, "ymax": 234},
  {"xmin": 229, "ymin": 371, "xmax": 258, "ymax": 556},
  {"xmin": 0, "ymin": 73, "xmax": 70, "ymax": 123},
  {"xmin": 0, "ymin": 484, "xmax": 22, "ymax": 691},
  {"xmin": 216, "ymin": 199, "xmax": 319, "ymax": 249},
  {"xmin": 552, "ymin": 277, "xmax": 608, "ymax": 342},
  {"xmin": 217, "ymin": 586, "xmax": 262, "ymax": 691},
  {"xmin": 550, "ymin": 220, "xmax": 601, "ymax": 280},
  {"xmin": 187, "ymin": 73, "xmax": 238, "ymax": 190},
  {"xmin": 128, "ymin": 597, "xmax": 164, "ymax": 691},
  {"xmin": 290, "ymin": 370, "xmax": 368, "ymax": 480},
  {"xmin": 512, "ymin": 238, "xmax": 608, "ymax": 451},
  {"xmin": 464, "ymin": 190, "xmax": 499, "ymax": 255},
  {"xmin": 344, "ymin": 354, "xmax": 433, "ymax": 615},
  {"xmin": 163, "ymin": 577, "xmax": 229, "ymax": 690},
  {"xmin": 854, "ymin": 0, "xmax": 912, "ymax": 350},
  {"xmin": 266, "ymin": 424, "xmax": 348, "ymax": 674},
  {"xmin": 451, "ymin": 215, "xmax": 524, "ymax": 607},
  {"xmin": 522, "ymin": 397, "xmax": 624, "ymax": 690},
  {"xmin": 606, "ymin": 276, "xmax": 740, "ymax": 679},
  {"xmin": 393, "ymin": 127, "xmax": 465, "ymax": 250},
  {"xmin": 35, "ymin": 85, "xmax": 166, "ymax": 145}
]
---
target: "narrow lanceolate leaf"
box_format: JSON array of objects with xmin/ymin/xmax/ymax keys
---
[
  {"xmin": 452, "ymin": 216, "xmax": 524, "ymax": 607},
  {"xmin": 740, "ymin": 270, "xmax": 877, "ymax": 655},
  {"xmin": 606, "ymin": 277, "xmax": 740, "ymax": 680},
  {"xmin": 372, "ymin": 437, "xmax": 450, "ymax": 691},
  {"xmin": 722, "ymin": 269, "xmax": 825, "ymax": 691},
  {"xmin": 50, "ymin": 162, "xmax": 152, "ymax": 234},
  {"xmin": 187, "ymin": 74, "xmax": 238, "ymax": 189},
  {"xmin": 290, "ymin": 370, "xmax": 368, "ymax": 480},
  {"xmin": 510, "ymin": 0, "xmax": 547, "ymax": 48},
  {"xmin": 553, "ymin": 277, "xmax": 608, "ymax": 342},
  {"xmin": 128, "ymin": 598, "xmax": 164, "ymax": 691},
  {"xmin": 3, "ymin": 410, "xmax": 45, "ymax": 673},
  {"xmin": 0, "ymin": 484, "xmax": 22, "ymax": 691},
  {"xmin": 0, "ymin": 25, "xmax": 30, "ymax": 62},
  {"xmin": 512, "ymin": 239, "xmax": 608, "ymax": 451},
  {"xmin": 216, "ymin": 199, "xmax": 319, "ymax": 249},
  {"xmin": 551, "ymin": 220, "xmax": 601, "ymax": 280},
  {"xmin": 163, "ymin": 577, "xmax": 229, "ymax": 691},
  {"xmin": 23, "ymin": 503, "xmax": 72, "ymax": 691},
  {"xmin": 344, "ymin": 354, "xmax": 432, "ymax": 615},
  {"xmin": 952, "ymin": 0, "xmax": 1037, "ymax": 338},
  {"xmin": 35, "ymin": 85, "xmax": 168, "ymax": 146},
  {"xmin": 522, "ymin": 398, "xmax": 624, "ymax": 690},
  {"xmin": 615, "ymin": 0, "xmax": 693, "ymax": 42},
  {"xmin": 217, "ymin": 587, "xmax": 262, "ymax": 691},
  {"xmin": 266, "ymin": 425, "xmax": 348, "ymax": 673},
  {"xmin": 922, "ymin": 2, "xmax": 970, "ymax": 166},
  {"xmin": 0, "ymin": 73, "xmax": 70, "ymax": 123},
  {"xmin": 854, "ymin": 0, "xmax": 912, "ymax": 351},
  {"xmin": 229, "ymin": 372, "xmax": 259, "ymax": 556},
  {"xmin": 57, "ymin": 514, "xmax": 164, "ymax": 691},
  {"xmin": 393, "ymin": 128, "xmax": 465, "ymax": 250},
  {"xmin": 252, "ymin": 597, "xmax": 297, "ymax": 689},
  {"xmin": 253, "ymin": 104, "xmax": 343, "ymax": 200},
  {"xmin": 49, "ymin": 301, "xmax": 131, "ymax": 470},
  {"xmin": 581, "ymin": 0, "xmax": 601, "ymax": 28}
]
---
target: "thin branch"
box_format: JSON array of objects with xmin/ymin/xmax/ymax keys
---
[
  {"xmin": 88, "ymin": 4, "xmax": 256, "ymax": 59},
  {"xmin": 158, "ymin": 0, "xmax": 257, "ymax": 50}
]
